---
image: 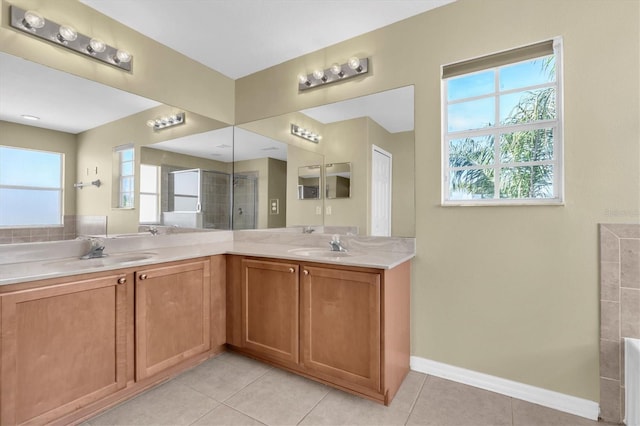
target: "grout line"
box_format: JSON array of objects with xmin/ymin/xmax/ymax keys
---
[
  {"xmin": 407, "ymin": 372, "xmax": 428, "ymax": 414},
  {"xmin": 187, "ymin": 402, "xmax": 221, "ymax": 426},
  {"xmin": 219, "ymin": 354, "xmax": 273, "ymax": 403},
  {"xmin": 296, "ymin": 388, "xmax": 331, "ymax": 425},
  {"xmin": 511, "ymin": 396, "xmax": 515, "ymax": 426},
  {"xmin": 405, "ymin": 374, "xmax": 430, "ymax": 425}
]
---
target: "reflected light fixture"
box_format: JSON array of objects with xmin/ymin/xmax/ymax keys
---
[
  {"xmin": 298, "ymin": 56, "xmax": 369, "ymax": 91},
  {"xmin": 146, "ymin": 112, "xmax": 186, "ymax": 131},
  {"xmin": 10, "ymin": 5, "xmax": 133, "ymax": 72},
  {"xmin": 291, "ymin": 124, "xmax": 321, "ymax": 143}
]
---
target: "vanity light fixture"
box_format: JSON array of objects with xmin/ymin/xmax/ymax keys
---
[
  {"xmin": 298, "ymin": 56, "xmax": 369, "ymax": 91},
  {"xmin": 10, "ymin": 5, "xmax": 133, "ymax": 72},
  {"xmin": 146, "ymin": 112, "xmax": 186, "ymax": 131},
  {"xmin": 291, "ymin": 124, "xmax": 321, "ymax": 143}
]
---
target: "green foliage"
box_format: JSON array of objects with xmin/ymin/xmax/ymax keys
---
[{"xmin": 449, "ymin": 60, "xmax": 556, "ymax": 200}]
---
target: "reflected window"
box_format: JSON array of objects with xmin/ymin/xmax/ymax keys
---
[
  {"xmin": 442, "ymin": 39, "xmax": 563, "ymax": 204},
  {"xmin": 115, "ymin": 144, "xmax": 134, "ymax": 208},
  {"xmin": 139, "ymin": 164, "xmax": 159, "ymax": 223},
  {"xmin": 0, "ymin": 146, "xmax": 63, "ymax": 226}
]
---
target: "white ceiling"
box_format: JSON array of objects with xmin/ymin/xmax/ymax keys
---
[{"xmin": 80, "ymin": 0, "xmax": 455, "ymax": 79}]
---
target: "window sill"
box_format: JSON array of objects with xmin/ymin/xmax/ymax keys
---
[{"xmin": 441, "ymin": 199, "xmax": 564, "ymax": 207}]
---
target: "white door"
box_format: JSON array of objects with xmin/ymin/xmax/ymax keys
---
[{"xmin": 371, "ymin": 145, "xmax": 392, "ymax": 236}]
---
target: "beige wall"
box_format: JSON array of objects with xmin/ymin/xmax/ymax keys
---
[
  {"xmin": 235, "ymin": 0, "xmax": 640, "ymax": 402},
  {"xmin": 323, "ymin": 118, "xmax": 368, "ymax": 234},
  {"xmin": 1, "ymin": 120, "xmax": 77, "ymax": 216},
  {"xmin": 287, "ymin": 145, "xmax": 324, "ymax": 227},
  {"xmin": 0, "ymin": 0, "xmax": 234, "ymax": 124}
]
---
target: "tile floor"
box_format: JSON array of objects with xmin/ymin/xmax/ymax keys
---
[{"xmin": 86, "ymin": 352, "xmax": 599, "ymax": 426}]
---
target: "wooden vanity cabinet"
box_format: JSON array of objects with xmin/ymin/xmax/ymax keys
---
[
  {"xmin": 135, "ymin": 258, "xmax": 212, "ymax": 380},
  {"xmin": 0, "ymin": 271, "xmax": 130, "ymax": 425},
  {"xmin": 300, "ymin": 265, "xmax": 381, "ymax": 393},
  {"xmin": 226, "ymin": 255, "xmax": 410, "ymax": 405},
  {"xmin": 240, "ymin": 259, "xmax": 299, "ymax": 365}
]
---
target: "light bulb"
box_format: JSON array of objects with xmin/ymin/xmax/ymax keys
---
[
  {"xmin": 88, "ymin": 38, "xmax": 106, "ymax": 53},
  {"xmin": 57, "ymin": 25, "xmax": 77, "ymax": 42},
  {"xmin": 23, "ymin": 10, "xmax": 45, "ymax": 29},
  {"xmin": 146, "ymin": 119, "xmax": 156, "ymax": 128},
  {"xmin": 347, "ymin": 56, "xmax": 362, "ymax": 72},
  {"xmin": 298, "ymin": 73, "xmax": 309, "ymax": 85},
  {"xmin": 114, "ymin": 49, "xmax": 132, "ymax": 63},
  {"xmin": 330, "ymin": 63, "xmax": 343, "ymax": 76},
  {"xmin": 313, "ymin": 70, "xmax": 327, "ymax": 81}
]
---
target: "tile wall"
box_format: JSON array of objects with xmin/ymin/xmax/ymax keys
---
[
  {"xmin": 0, "ymin": 215, "xmax": 108, "ymax": 244},
  {"xmin": 600, "ymin": 224, "xmax": 640, "ymax": 423}
]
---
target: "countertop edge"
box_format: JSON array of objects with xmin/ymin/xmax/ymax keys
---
[{"xmin": 0, "ymin": 242, "xmax": 415, "ymax": 286}]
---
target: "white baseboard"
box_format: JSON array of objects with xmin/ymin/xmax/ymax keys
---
[{"xmin": 410, "ymin": 356, "xmax": 599, "ymax": 421}]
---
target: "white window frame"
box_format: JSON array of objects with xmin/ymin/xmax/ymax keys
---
[
  {"xmin": 115, "ymin": 144, "xmax": 135, "ymax": 209},
  {"xmin": 0, "ymin": 145, "xmax": 64, "ymax": 226},
  {"xmin": 139, "ymin": 164, "xmax": 160, "ymax": 224},
  {"xmin": 441, "ymin": 38, "xmax": 564, "ymax": 206}
]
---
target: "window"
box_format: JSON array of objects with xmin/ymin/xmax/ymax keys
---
[
  {"xmin": 0, "ymin": 146, "xmax": 63, "ymax": 226},
  {"xmin": 442, "ymin": 39, "xmax": 563, "ymax": 205},
  {"xmin": 115, "ymin": 145, "xmax": 134, "ymax": 208},
  {"xmin": 139, "ymin": 164, "xmax": 159, "ymax": 223}
]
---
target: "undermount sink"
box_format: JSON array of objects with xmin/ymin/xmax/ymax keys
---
[
  {"xmin": 287, "ymin": 247, "xmax": 355, "ymax": 258},
  {"xmin": 46, "ymin": 252, "xmax": 158, "ymax": 267}
]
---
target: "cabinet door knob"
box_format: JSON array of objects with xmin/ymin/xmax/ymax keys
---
[
  {"xmin": 289, "ymin": 267, "xmax": 295, "ymax": 273},
  {"xmin": 303, "ymin": 270, "xmax": 309, "ymax": 276},
  {"xmin": 139, "ymin": 274, "xmax": 148, "ymax": 280},
  {"xmin": 117, "ymin": 277, "xmax": 126, "ymax": 284}
]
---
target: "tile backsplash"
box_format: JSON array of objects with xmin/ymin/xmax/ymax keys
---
[
  {"xmin": 599, "ymin": 224, "xmax": 640, "ymax": 423},
  {"xmin": 0, "ymin": 215, "xmax": 106, "ymax": 244}
]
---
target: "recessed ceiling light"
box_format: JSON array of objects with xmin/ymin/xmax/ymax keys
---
[{"xmin": 21, "ymin": 114, "xmax": 40, "ymax": 121}]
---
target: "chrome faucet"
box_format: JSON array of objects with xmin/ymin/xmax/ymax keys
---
[
  {"xmin": 302, "ymin": 226, "xmax": 315, "ymax": 234},
  {"xmin": 148, "ymin": 226, "xmax": 159, "ymax": 236},
  {"xmin": 329, "ymin": 235, "xmax": 347, "ymax": 252},
  {"xmin": 80, "ymin": 237, "xmax": 106, "ymax": 259}
]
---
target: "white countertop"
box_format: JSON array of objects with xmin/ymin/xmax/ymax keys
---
[{"xmin": 0, "ymin": 232, "xmax": 415, "ymax": 286}]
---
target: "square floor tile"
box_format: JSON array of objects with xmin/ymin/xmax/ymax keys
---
[
  {"xmin": 175, "ymin": 352, "xmax": 271, "ymax": 402},
  {"xmin": 389, "ymin": 370, "xmax": 427, "ymax": 413},
  {"xmin": 89, "ymin": 380, "xmax": 219, "ymax": 425},
  {"xmin": 406, "ymin": 376, "xmax": 512, "ymax": 426},
  {"xmin": 193, "ymin": 404, "xmax": 265, "ymax": 425},
  {"xmin": 512, "ymin": 399, "xmax": 598, "ymax": 425},
  {"xmin": 300, "ymin": 389, "xmax": 409, "ymax": 425},
  {"xmin": 224, "ymin": 368, "xmax": 330, "ymax": 425}
]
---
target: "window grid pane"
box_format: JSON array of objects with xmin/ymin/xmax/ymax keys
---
[{"xmin": 443, "ymin": 41, "xmax": 561, "ymax": 204}]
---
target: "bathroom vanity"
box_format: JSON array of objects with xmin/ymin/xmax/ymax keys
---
[{"xmin": 0, "ymin": 231, "xmax": 413, "ymax": 425}]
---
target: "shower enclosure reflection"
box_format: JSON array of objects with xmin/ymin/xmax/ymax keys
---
[{"xmin": 161, "ymin": 168, "xmax": 232, "ymax": 229}]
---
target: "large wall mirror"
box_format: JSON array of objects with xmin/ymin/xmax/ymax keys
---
[
  {"xmin": 0, "ymin": 51, "xmax": 232, "ymax": 243},
  {"xmin": 0, "ymin": 49, "xmax": 415, "ymax": 243},
  {"xmin": 234, "ymin": 86, "xmax": 415, "ymax": 237}
]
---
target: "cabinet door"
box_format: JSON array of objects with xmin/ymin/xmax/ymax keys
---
[
  {"xmin": 136, "ymin": 259, "xmax": 211, "ymax": 380},
  {"xmin": 1, "ymin": 273, "xmax": 128, "ymax": 425},
  {"xmin": 301, "ymin": 265, "xmax": 381, "ymax": 391},
  {"xmin": 241, "ymin": 259, "xmax": 299, "ymax": 364}
]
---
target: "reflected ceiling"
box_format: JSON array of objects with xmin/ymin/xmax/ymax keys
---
[{"xmin": 0, "ymin": 51, "xmax": 160, "ymax": 134}]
